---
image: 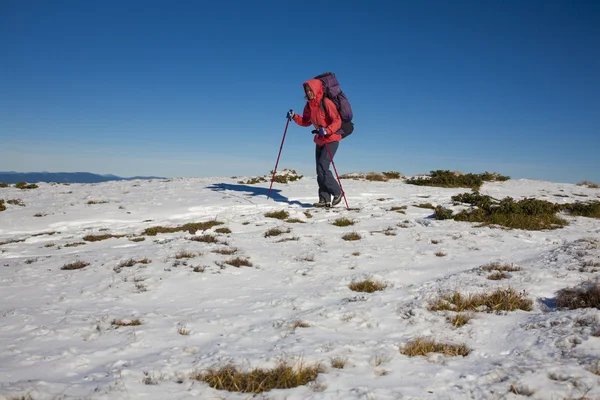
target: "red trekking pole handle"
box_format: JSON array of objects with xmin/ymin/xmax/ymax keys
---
[
  {"xmin": 324, "ymin": 142, "xmax": 349, "ymax": 209},
  {"xmin": 267, "ymin": 118, "xmax": 290, "ymax": 199}
]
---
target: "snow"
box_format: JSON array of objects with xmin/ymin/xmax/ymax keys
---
[{"xmin": 1, "ymin": 176, "xmax": 599, "ymax": 399}]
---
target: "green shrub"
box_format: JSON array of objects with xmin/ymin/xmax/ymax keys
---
[
  {"xmin": 562, "ymin": 201, "xmax": 600, "ymax": 218},
  {"xmin": 434, "ymin": 206, "xmax": 453, "ymax": 220},
  {"xmin": 0, "ymin": 182, "xmax": 8, "ymax": 188},
  {"xmin": 0, "ymin": 200, "xmax": 5, "ymax": 212},
  {"xmin": 406, "ymin": 170, "xmax": 509, "ymax": 190},
  {"xmin": 15, "ymin": 182, "xmax": 39, "ymax": 189}
]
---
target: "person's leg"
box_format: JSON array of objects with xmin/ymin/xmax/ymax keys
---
[
  {"xmin": 315, "ymin": 145, "xmax": 330, "ymax": 203},
  {"xmin": 316, "ymin": 142, "xmax": 341, "ymax": 201}
]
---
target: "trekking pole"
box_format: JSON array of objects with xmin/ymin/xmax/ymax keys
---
[
  {"xmin": 324, "ymin": 142, "xmax": 349, "ymax": 209},
  {"xmin": 267, "ymin": 117, "xmax": 290, "ymax": 199}
]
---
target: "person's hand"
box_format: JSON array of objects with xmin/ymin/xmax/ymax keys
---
[
  {"xmin": 286, "ymin": 110, "xmax": 294, "ymax": 120},
  {"xmin": 318, "ymin": 127, "xmax": 327, "ymax": 137}
]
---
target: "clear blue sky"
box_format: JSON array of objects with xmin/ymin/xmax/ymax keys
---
[{"xmin": 1, "ymin": 0, "xmax": 599, "ymax": 183}]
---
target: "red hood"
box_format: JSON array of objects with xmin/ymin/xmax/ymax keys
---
[{"xmin": 303, "ymin": 79, "xmax": 323, "ymax": 107}]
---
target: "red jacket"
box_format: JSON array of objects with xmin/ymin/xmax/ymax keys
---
[{"xmin": 292, "ymin": 79, "xmax": 342, "ymax": 146}]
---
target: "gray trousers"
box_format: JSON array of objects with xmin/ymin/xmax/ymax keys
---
[{"xmin": 315, "ymin": 142, "xmax": 341, "ymax": 202}]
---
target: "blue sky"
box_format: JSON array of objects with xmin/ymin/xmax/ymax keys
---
[{"xmin": 1, "ymin": 1, "xmax": 599, "ymax": 183}]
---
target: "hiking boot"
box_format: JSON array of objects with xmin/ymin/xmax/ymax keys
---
[
  {"xmin": 312, "ymin": 201, "xmax": 329, "ymax": 208},
  {"xmin": 331, "ymin": 193, "xmax": 343, "ymax": 207}
]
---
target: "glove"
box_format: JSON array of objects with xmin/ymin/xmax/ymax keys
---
[
  {"xmin": 318, "ymin": 127, "xmax": 327, "ymax": 137},
  {"xmin": 286, "ymin": 110, "xmax": 294, "ymax": 120}
]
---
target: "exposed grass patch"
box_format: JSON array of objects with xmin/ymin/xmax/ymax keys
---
[
  {"xmin": 7, "ymin": 199, "xmax": 25, "ymax": 206},
  {"xmin": 129, "ymin": 237, "xmax": 145, "ymax": 242},
  {"xmin": 555, "ymin": 282, "xmax": 600, "ymax": 309},
  {"xmin": 480, "ymin": 262, "xmax": 522, "ymax": 272},
  {"xmin": 390, "ymin": 206, "xmax": 407, "ymax": 213},
  {"xmin": 175, "ymin": 251, "xmax": 197, "ymax": 259},
  {"xmin": 114, "ymin": 257, "xmax": 151, "ymax": 272},
  {"xmin": 264, "ymin": 210, "xmax": 289, "ymax": 220},
  {"xmin": 285, "ymin": 218, "xmax": 305, "ymax": 223},
  {"xmin": 61, "ymin": 260, "xmax": 90, "ymax": 270},
  {"xmin": 452, "ymin": 192, "xmax": 568, "ymax": 230},
  {"xmin": 352, "ymin": 251, "xmax": 360, "ymax": 256},
  {"xmin": 400, "ymin": 337, "xmax": 471, "ymax": 357},
  {"xmin": 291, "ymin": 320, "xmax": 310, "ymax": 329},
  {"xmin": 0, "ymin": 238, "xmax": 26, "ymax": 246},
  {"xmin": 190, "ymin": 234, "xmax": 219, "ymax": 243},
  {"xmin": 414, "ymin": 203, "xmax": 435, "ymax": 209},
  {"xmin": 331, "ymin": 357, "xmax": 347, "ymax": 369},
  {"xmin": 428, "ymin": 288, "xmax": 533, "ymax": 312},
  {"xmin": 434, "ymin": 206, "xmax": 453, "ymax": 220},
  {"xmin": 303, "ymin": 211, "xmax": 313, "ymax": 219},
  {"xmin": 365, "ymin": 172, "xmax": 389, "ymax": 182},
  {"xmin": 431, "ymin": 239, "xmax": 441, "ymax": 244},
  {"xmin": 435, "ymin": 251, "xmax": 446, "ymax": 257},
  {"xmin": 447, "ymin": 313, "xmax": 474, "ymax": 327},
  {"xmin": 276, "ymin": 236, "xmax": 300, "ymax": 243},
  {"xmin": 563, "ymin": 201, "xmax": 600, "ymax": 218},
  {"xmin": 191, "ymin": 361, "xmax": 322, "ymax": 394},
  {"xmin": 342, "ymin": 232, "xmax": 361, "ymax": 241},
  {"xmin": 142, "ymin": 220, "xmax": 224, "ymax": 236},
  {"xmin": 271, "ymin": 169, "xmax": 304, "ymax": 183},
  {"xmin": 382, "ymin": 171, "xmax": 403, "ymax": 179},
  {"xmin": 87, "ymin": 200, "xmax": 109, "ymax": 204},
  {"xmin": 83, "ymin": 233, "xmax": 126, "ymax": 242},
  {"xmin": 64, "ymin": 242, "xmax": 86, "ymax": 247},
  {"xmin": 225, "ymin": 257, "xmax": 253, "ymax": 267},
  {"xmin": 15, "ymin": 182, "xmax": 39, "ymax": 189},
  {"xmin": 0, "ymin": 182, "xmax": 8, "ymax": 188},
  {"xmin": 0, "ymin": 200, "xmax": 5, "ymax": 212},
  {"xmin": 44, "ymin": 243, "xmax": 56, "ymax": 247},
  {"xmin": 578, "ymin": 180, "xmax": 599, "ymax": 189},
  {"xmin": 406, "ymin": 170, "xmax": 509, "ymax": 190},
  {"xmin": 348, "ymin": 279, "xmax": 387, "ymax": 293},
  {"xmin": 487, "ymin": 271, "xmax": 509, "ymax": 280},
  {"xmin": 238, "ymin": 176, "xmax": 267, "ymax": 184},
  {"xmin": 215, "ymin": 227, "xmax": 232, "ymax": 234},
  {"xmin": 264, "ymin": 227, "xmax": 290, "ymax": 237},
  {"xmin": 332, "ymin": 217, "xmax": 355, "ymax": 227},
  {"xmin": 213, "ymin": 248, "xmax": 237, "ymax": 255},
  {"xmin": 33, "ymin": 213, "xmax": 46, "ymax": 217},
  {"xmin": 111, "ymin": 319, "xmax": 142, "ymax": 327}
]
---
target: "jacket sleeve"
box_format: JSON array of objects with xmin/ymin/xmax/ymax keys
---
[
  {"xmin": 323, "ymin": 98, "xmax": 342, "ymax": 134},
  {"xmin": 293, "ymin": 103, "xmax": 312, "ymax": 127}
]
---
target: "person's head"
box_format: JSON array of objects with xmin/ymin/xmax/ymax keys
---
[{"xmin": 304, "ymin": 84, "xmax": 315, "ymax": 100}]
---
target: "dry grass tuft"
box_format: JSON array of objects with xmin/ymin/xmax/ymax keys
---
[
  {"xmin": 215, "ymin": 227, "xmax": 232, "ymax": 234},
  {"xmin": 342, "ymin": 232, "xmax": 361, "ymax": 241},
  {"xmin": 435, "ymin": 251, "xmax": 446, "ymax": 257},
  {"xmin": 285, "ymin": 218, "xmax": 305, "ymax": 224},
  {"xmin": 578, "ymin": 181, "xmax": 599, "ymax": 189},
  {"xmin": 382, "ymin": 171, "xmax": 403, "ymax": 179},
  {"xmin": 142, "ymin": 220, "xmax": 223, "ymax": 236},
  {"xmin": 225, "ymin": 257, "xmax": 253, "ymax": 267},
  {"xmin": 192, "ymin": 362, "xmax": 322, "ymax": 393},
  {"xmin": 129, "ymin": 236, "xmax": 145, "ymax": 242},
  {"xmin": 348, "ymin": 279, "xmax": 387, "ymax": 293},
  {"xmin": 330, "ymin": 357, "xmax": 347, "ymax": 369},
  {"xmin": 175, "ymin": 250, "xmax": 197, "ymax": 259},
  {"xmin": 487, "ymin": 271, "xmax": 509, "ymax": 280},
  {"xmin": 447, "ymin": 313, "xmax": 474, "ymax": 327},
  {"xmin": 190, "ymin": 234, "xmax": 219, "ymax": 243},
  {"xmin": 213, "ymin": 248, "xmax": 237, "ymax": 255},
  {"xmin": 414, "ymin": 203, "xmax": 435, "ymax": 209},
  {"xmin": 61, "ymin": 261, "xmax": 90, "ymax": 270},
  {"xmin": 352, "ymin": 251, "xmax": 360, "ymax": 256},
  {"xmin": 178, "ymin": 326, "xmax": 190, "ymax": 335},
  {"xmin": 264, "ymin": 227, "xmax": 290, "ymax": 237},
  {"xmin": 111, "ymin": 319, "xmax": 142, "ymax": 327},
  {"xmin": 64, "ymin": 242, "xmax": 86, "ymax": 247},
  {"xmin": 291, "ymin": 320, "xmax": 310, "ymax": 329},
  {"xmin": 83, "ymin": 233, "xmax": 126, "ymax": 242},
  {"xmin": 480, "ymin": 262, "xmax": 521, "ymax": 272},
  {"xmin": 332, "ymin": 217, "xmax": 355, "ymax": 227},
  {"xmin": 390, "ymin": 206, "xmax": 407, "ymax": 214},
  {"xmin": 264, "ymin": 210, "xmax": 289, "ymax": 220},
  {"xmin": 428, "ymin": 288, "xmax": 533, "ymax": 312},
  {"xmin": 400, "ymin": 337, "xmax": 471, "ymax": 357},
  {"xmin": 87, "ymin": 200, "xmax": 109, "ymax": 204},
  {"xmin": 365, "ymin": 172, "xmax": 389, "ymax": 182},
  {"xmin": 304, "ymin": 211, "xmax": 313, "ymax": 219},
  {"xmin": 556, "ymin": 282, "xmax": 600, "ymax": 309}
]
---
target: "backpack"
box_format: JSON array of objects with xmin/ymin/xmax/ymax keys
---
[{"xmin": 314, "ymin": 72, "xmax": 354, "ymax": 138}]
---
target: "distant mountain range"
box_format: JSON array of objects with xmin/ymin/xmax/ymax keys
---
[{"xmin": 0, "ymin": 172, "xmax": 167, "ymax": 184}]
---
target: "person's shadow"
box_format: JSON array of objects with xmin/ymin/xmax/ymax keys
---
[{"xmin": 206, "ymin": 183, "xmax": 312, "ymax": 208}]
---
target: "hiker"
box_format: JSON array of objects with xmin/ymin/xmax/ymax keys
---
[{"xmin": 287, "ymin": 79, "xmax": 343, "ymax": 207}]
